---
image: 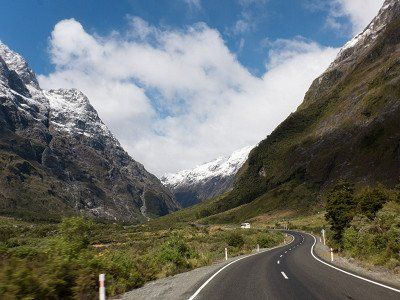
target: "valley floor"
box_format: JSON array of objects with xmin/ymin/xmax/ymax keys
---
[{"xmin": 120, "ymin": 231, "xmax": 400, "ymax": 300}]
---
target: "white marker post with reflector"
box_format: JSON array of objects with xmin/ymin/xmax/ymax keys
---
[
  {"xmin": 99, "ymin": 274, "xmax": 106, "ymax": 300},
  {"xmin": 330, "ymin": 248, "xmax": 334, "ymax": 262},
  {"xmin": 225, "ymin": 247, "xmax": 228, "ymax": 261}
]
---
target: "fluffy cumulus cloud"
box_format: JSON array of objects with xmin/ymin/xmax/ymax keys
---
[{"xmin": 39, "ymin": 18, "xmax": 338, "ymax": 176}]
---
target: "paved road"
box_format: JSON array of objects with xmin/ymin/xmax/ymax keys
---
[{"xmin": 191, "ymin": 231, "xmax": 400, "ymax": 300}]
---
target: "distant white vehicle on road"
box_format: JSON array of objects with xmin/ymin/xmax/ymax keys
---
[{"xmin": 240, "ymin": 222, "xmax": 251, "ymax": 229}]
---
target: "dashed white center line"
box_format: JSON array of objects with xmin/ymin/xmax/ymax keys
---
[
  {"xmin": 280, "ymin": 254, "xmax": 283, "ymax": 257},
  {"xmin": 285, "ymin": 251, "xmax": 287, "ymax": 253},
  {"xmin": 277, "ymin": 260, "xmax": 280, "ymax": 264},
  {"xmin": 281, "ymin": 271, "xmax": 289, "ymax": 279}
]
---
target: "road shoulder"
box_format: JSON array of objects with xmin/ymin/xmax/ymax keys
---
[
  {"xmin": 116, "ymin": 236, "xmax": 293, "ymax": 300},
  {"xmin": 312, "ymin": 234, "xmax": 400, "ymax": 289}
]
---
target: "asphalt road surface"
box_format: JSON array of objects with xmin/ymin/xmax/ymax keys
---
[{"xmin": 190, "ymin": 231, "xmax": 400, "ymax": 300}]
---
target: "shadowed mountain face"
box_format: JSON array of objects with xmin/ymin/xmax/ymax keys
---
[
  {"xmin": 0, "ymin": 43, "xmax": 180, "ymax": 222},
  {"xmin": 162, "ymin": 146, "xmax": 253, "ymax": 207},
  {"xmin": 202, "ymin": 0, "xmax": 400, "ymax": 217}
]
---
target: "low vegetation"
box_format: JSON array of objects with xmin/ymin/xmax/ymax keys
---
[
  {"xmin": 325, "ymin": 181, "xmax": 400, "ymax": 270},
  {"xmin": 0, "ymin": 217, "xmax": 284, "ymax": 299}
]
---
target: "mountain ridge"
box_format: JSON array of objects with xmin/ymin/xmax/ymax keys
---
[
  {"xmin": 0, "ymin": 42, "xmax": 180, "ymax": 222},
  {"xmin": 162, "ymin": 145, "xmax": 253, "ymax": 207},
  {"xmin": 163, "ymin": 0, "xmax": 400, "ymax": 224}
]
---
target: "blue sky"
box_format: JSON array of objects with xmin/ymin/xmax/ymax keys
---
[
  {"xmin": 0, "ymin": 0, "xmax": 384, "ymax": 175},
  {"xmin": 1, "ymin": 0, "xmax": 351, "ymax": 76}
]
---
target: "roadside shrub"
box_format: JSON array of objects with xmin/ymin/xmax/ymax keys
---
[
  {"xmin": 59, "ymin": 216, "xmax": 93, "ymax": 253},
  {"xmin": 340, "ymin": 201, "xmax": 400, "ymax": 268},
  {"xmin": 342, "ymin": 227, "xmax": 358, "ymax": 254},
  {"xmin": 225, "ymin": 232, "xmax": 245, "ymax": 248},
  {"xmin": 256, "ymin": 232, "xmax": 284, "ymax": 248},
  {"xmin": 325, "ymin": 180, "xmax": 356, "ymax": 245},
  {"xmin": 156, "ymin": 235, "xmax": 198, "ymax": 269},
  {"xmin": 356, "ymin": 185, "xmax": 389, "ymax": 219}
]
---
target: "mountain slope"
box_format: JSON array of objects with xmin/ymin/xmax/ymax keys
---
[
  {"xmin": 173, "ymin": 0, "xmax": 400, "ymax": 223},
  {"xmin": 162, "ymin": 146, "xmax": 253, "ymax": 207},
  {"xmin": 0, "ymin": 42, "xmax": 180, "ymax": 222}
]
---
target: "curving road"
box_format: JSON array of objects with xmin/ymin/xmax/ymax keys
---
[{"xmin": 189, "ymin": 231, "xmax": 400, "ymax": 300}]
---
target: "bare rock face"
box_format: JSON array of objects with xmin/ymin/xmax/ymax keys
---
[
  {"xmin": 162, "ymin": 146, "xmax": 253, "ymax": 207},
  {"xmin": 208, "ymin": 0, "xmax": 400, "ymax": 214},
  {"xmin": 0, "ymin": 42, "xmax": 180, "ymax": 222}
]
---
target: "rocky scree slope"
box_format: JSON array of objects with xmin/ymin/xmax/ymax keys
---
[
  {"xmin": 196, "ymin": 0, "xmax": 400, "ymax": 221},
  {"xmin": 162, "ymin": 146, "xmax": 253, "ymax": 207},
  {"xmin": 0, "ymin": 43, "xmax": 180, "ymax": 222}
]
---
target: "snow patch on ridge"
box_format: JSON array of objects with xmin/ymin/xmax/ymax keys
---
[
  {"xmin": 45, "ymin": 88, "xmax": 118, "ymax": 141},
  {"xmin": 0, "ymin": 42, "xmax": 49, "ymax": 123},
  {"xmin": 162, "ymin": 145, "xmax": 254, "ymax": 188},
  {"xmin": 332, "ymin": 0, "xmax": 395, "ymax": 67}
]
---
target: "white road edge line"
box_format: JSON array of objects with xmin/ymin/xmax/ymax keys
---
[
  {"xmin": 308, "ymin": 233, "xmax": 400, "ymax": 294},
  {"xmin": 188, "ymin": 234, "xmax": 295, "ymax": 300},
  {"xmin": 281, "ymin": 271, "xmax": 289, "ymax": 279}
]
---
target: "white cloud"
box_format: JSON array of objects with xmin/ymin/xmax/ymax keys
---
[
  {"xmin": 232, "ymin": 0, "xmax": 266, "ymax": 35},
  {"xmin": 319, "ymin": 0, "xmax": 384, "ymax": 36},
  {"xmin": 334, "ymin": 0, "xmax": 385, "ymax": 34},
  {"xmin": 38, "ymin": 18, "xmax": 338, "ymax": 176}
]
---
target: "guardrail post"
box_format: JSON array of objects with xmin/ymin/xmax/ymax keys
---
[
  {"xmin": 225, "ymin": 247, "xmax": 228, "ymax": 260},
  {"xmin": 99, "ymin": 274, "xmax": 106, "ymax": 300}
]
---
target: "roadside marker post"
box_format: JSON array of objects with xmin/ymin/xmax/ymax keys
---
[
  {"xmin": 257, "ymin": 244, "xmax": 260, "ymax": 253},
  {"xmin": 330, "ymin": 248, "xmax": 334, "ymax": 262},
  {"xmin": 225, "ymin": 248, "xmax": 228, "ymax": 261},
  {"xmin": 321, "ymin": 229, "xmax": 326, "ymax": 245},
  {"xmin": 99, "ymin": 274, "xmax": 106, "ymax": 300}
]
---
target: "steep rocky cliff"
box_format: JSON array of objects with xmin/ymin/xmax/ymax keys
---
[{"xmin": 0, "ymin": 43, "xmax": 180, "ymax": 222}]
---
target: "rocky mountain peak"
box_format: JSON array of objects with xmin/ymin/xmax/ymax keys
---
[
  {"xmin": 45, "ymin": 88, "xmax": 116, "ymax": 141},
  {"xmin": 0, "ymin": 42, "xmax": 40, "ymax": 91}
]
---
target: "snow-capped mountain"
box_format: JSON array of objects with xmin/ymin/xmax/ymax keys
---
[
  {"xmin": 0, "ymin": 42, "xmax": 180, "ymax": 222},
  {"xmin": 162, "ymin": 145, "xmax": 254, "ymax": 207}
]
